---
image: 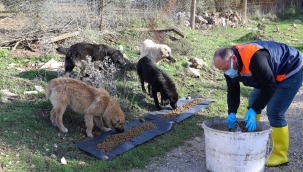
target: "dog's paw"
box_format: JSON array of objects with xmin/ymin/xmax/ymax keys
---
[
  {"xmin": 105, "ymin": 128, "xmax": 111, "ymax": 131},
  {"xmin": 101, "ymin": 127, "xmax": 111, "ymax": 132},
  {"xmin": 86, "ymin": 129, "xmax": 94, "ymax": 137},
  {"xmin": 52, "ymin": 122, "xmax": 57, "ymax": 127},
  {"xmin": 87, "ymin": 134, "xmax": 94, "ymax": 138},
  {"xmin": 86, "ymin": 132, "xmax": 94, "ymax": 138},
  {"xmin": 62, "ymin": 128, "xmax": 68, "ymax": 133}
]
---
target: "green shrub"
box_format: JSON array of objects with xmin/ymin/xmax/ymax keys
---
[
  {"xmin": 284, "ymin": 7, "xmax": 296, "ymax": 17},
  {"xmin": 277, "ymin": 7, "xmax": 302, "ymax": 19},
  {"xmin": 0, "ymin": 48, "xmax": 10, "ymax": 58}
]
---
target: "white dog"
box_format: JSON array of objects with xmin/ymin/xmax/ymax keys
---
[{"xmin": 139, "ymin": 39, "xmax": 176, "ymax": 64}]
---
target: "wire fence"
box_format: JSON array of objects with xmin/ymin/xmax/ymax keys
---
[
  {"xmin": 0, "ymin": 0, "xmax": 300, "ymax": 41},
  {"xmin": 1, "ymin": 0, "xmax": 300, "ymax": 37},
  {"xmin": 0, "ymin": 0, "xmax": 301, "ymax": 105}
]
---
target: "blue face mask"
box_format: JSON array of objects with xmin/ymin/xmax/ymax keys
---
[{"xmin": 224, "ymin": 58, "xmax": 238, "ymax": 77}]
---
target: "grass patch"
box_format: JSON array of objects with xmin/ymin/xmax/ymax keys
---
[{"xmin": 1, "ymin": 15, "xmax": 303, "ymax": 171}]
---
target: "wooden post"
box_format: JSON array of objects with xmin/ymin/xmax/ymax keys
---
[
  {"xmin": 190, "ymin": 0, "xmax": 196, "ymax": 29},
  {"xmin": 241, "ymin": 0, "xmax": 247, "ymax": 24},
  {"xmin": 100, "ymin": 0, "xmax": 104, "ymax": 31}
]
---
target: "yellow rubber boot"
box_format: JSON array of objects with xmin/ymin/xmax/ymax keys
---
[
  {"xmin": 267, "ymin": 125, "xmax": 289, "ymax": 167},
  {"xmin": 256, "ymin": 114, "xmax": 261, "ymax": 122}
]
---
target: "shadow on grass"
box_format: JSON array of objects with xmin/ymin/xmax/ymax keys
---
[
  {"xmin": 16, "ymin": 69, "xmax": 58, "ymax": 82},
  {"xmin": 235, "ymin": 31, "xmax": 261, "ymax": 43},
  {"xmin": 115, "ymin": 83, "xmax": 161, "ymax": 117}
]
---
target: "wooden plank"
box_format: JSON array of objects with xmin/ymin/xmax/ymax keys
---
[
  {"xmin": 38, "ymin": 31, "xmax": 80, "ymax": 44},
  {"xmin": 127, "ymin": 27, "xmax": 186, "ymax": 38}
]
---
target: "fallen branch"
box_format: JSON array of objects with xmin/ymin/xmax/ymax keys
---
[
  {"xmin": 38, "ymin": 31, "xmax": 80, "ymax": 44},
  {"xmin": 12, "ymin": 39, "xmax": 25, "ymax": 51},
  {"xmin": 126, "ymin": 27, "xmax": 186, "ymax": 38},
  {"xmin": 0, "ymin": 30, "xmax": 79, "ymax": 48}
]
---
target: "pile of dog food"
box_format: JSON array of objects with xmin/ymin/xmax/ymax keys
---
[
  {"xmin": 96, "ymin": 98, "xmax": 205, "ymax": 152},
  {"xmin": 97, "ymin": 122, "xmax": 157, "ymax": 152},
  {"xmin": 161, "ymin": 98, "xmax": 204, "ymax": 119},
  {"xmin": 237, "ymin": 121, "xmax": 248, "ymax": 132},
  {"xmin": 210, "ymin": 120, "xmax": 257, "ymax": 132}
]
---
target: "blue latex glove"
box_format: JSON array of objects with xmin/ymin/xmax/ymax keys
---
[
  {"xmin": 227, "ymin": 112, "xmax": 237, "ymax": 129},
  {"xmin": 244, "ymin": 108, "xmax": 257, "ymax": 131}
]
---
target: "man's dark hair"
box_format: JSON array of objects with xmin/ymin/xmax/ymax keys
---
[{"xmin": 213, "ymin": 48, "xmax": 233, "ymax": 60}]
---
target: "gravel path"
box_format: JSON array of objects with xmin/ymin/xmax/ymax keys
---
[{"xmin": 128, "ymin": 87, "xmax": 303, "ymax": 172}]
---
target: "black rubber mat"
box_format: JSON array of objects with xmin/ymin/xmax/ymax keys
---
[
  {"xmin": 75, "ymin": 97, "xmax": 215, "ymax": 160},
  {"xmin": 75, "ymin": 118, "xmax": 172, "ymax": 160},
  {"xmin": 144, "ymin": 97, "xmax": 215, "ymax": 123}
]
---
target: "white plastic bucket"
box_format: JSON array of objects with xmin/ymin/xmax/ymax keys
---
[{"xmin": 202, "ymin": 118, "xmax": 272, "ymax": 172}]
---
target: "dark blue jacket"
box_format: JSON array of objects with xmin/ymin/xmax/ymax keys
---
[{"xmin": 226, "ymin": 41, "xmax": 303, "ymax": 114}]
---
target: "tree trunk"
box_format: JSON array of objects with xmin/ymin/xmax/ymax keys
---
[
  {"xmin": 241, "ymin": 0, "xmax": 247, "ymax": 24},
  {"xmin": 100, "ymin": 0, "xmax": 104, "ymax": 31}
]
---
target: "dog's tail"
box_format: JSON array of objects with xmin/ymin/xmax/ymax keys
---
[{"xmin": 56, "ymin": 47, "xmax": 69, "ymax": 55}]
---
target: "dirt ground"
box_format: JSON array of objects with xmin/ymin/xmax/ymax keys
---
[{"xmin": 128, "ymin": 86, "xmax": 303, "ymax": 172}]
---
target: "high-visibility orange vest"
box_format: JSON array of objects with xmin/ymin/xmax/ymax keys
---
[{"xmin": 233, "ymin": 41, "xmax": 303, "ymax": 82}]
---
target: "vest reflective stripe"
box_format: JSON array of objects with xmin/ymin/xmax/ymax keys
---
[{"xmin": 232, "ymin": 44, "xmax": 260, "ymax": 75}]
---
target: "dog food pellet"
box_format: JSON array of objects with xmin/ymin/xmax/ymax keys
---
[
  {"xmin": 237, "ymin": 121, "xmax": 248, "ymax": 132},
  {"xmin": 97, "ymin": 122, "xmax": 157, "ymax": 152},
  {"xmin": 161, "ymin": 98, "xmax": 204, "ymax": 119}
]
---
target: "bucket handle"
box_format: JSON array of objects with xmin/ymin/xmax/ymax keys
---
[{"xmin": 265, "ymin": 136, "xmax": 274, "ymax": 165}]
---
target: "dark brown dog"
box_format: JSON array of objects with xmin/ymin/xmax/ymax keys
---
[
  {"xmin": 45, "ymin": 77, "xmax": 125, "ymax": 137},
  {"xmin": 136, "ymin": 56, "xmax": 179, "ymax": 110},
  {"xmin": 56, "ymin": 42, "xmax": 126, "ymax": 77}
]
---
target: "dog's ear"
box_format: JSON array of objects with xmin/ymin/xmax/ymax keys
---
[
  {"xmin": 160, "ymin": 46, "xmax": 171, "ymax": 57},
  {"xmin": 160, "ymin": 47, "xmax": 167, "ymax": 55},
  {"xmin": 112, "ymin": 51, "xmax": 126, "ymax": 65},
  {"xmin": 111, "ymin": 118, "xmax": 119, "ymax": 127},
  {"xmin": 111, "ymin": 53, "xmax": 118, "ymax": 61}
]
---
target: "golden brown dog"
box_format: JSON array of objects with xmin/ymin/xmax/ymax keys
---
[{"xmin": 45, "ymin": 77, "xmax": 125, "ymax": 137}]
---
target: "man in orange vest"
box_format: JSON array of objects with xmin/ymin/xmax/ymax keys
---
[{"xmin": 213, "ymin": 41, "xmax": 303, "ymax": 167}]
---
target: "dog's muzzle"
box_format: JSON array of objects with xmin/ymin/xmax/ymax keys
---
[
  {"xmin": 115, "ymin": 127, "xmax": 125, "ymax": 133},
  {"xmin": 167, "ymin": 56, "xmax": 176, "ymax": 63},
  {"xmin": 170, "ymin": 102, "xmax": 178, "ymax": 109}
]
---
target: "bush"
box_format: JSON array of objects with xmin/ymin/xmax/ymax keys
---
[
  {"xmin": 1, "ymin": 0, "xmax": 42, "ymax": 12},
  {"xmin": 284, "ymin": 7, "xmax": 296, "ymax": 17},
  {"xmin": 0, "ymin": 48, "xmax": 10, "ymax": 58},
  {"xmin": 277, "ymin": 7, "xmax": 303, "ymax": 19}
]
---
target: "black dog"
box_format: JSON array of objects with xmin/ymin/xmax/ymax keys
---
[
  {"xmin": 136, "ymin": 56, "xmax": 179, "ymax": 110},
  {"xmin": 56, "ymin": 42, "xmax": 126, "ymax": 77}
]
